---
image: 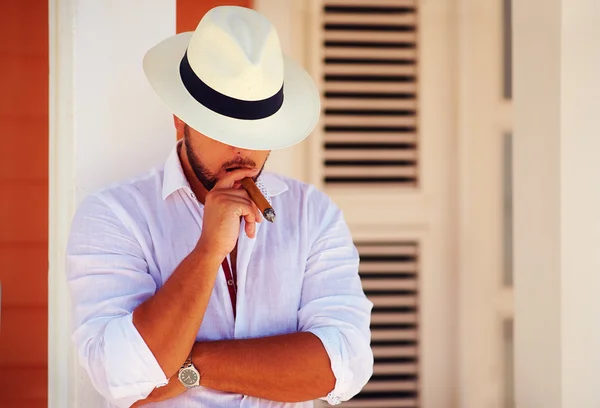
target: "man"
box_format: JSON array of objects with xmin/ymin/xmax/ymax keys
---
[{"xmin": 66, "ymin": 5, "xmax": 373, "ymax": 408}]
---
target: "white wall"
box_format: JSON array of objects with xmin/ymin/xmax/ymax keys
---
[
  {"xmin": 72, "ymin": 1, "xmax": 176, "ymax": 197},
  {"xmin": 514, "ymin": 0, "xmax": 600, "ymax": 406},
  {"xmin": 49, "ymin": 1, "xmax": 176, "ymax": 406},
  {"xmin": 254, "ymin": 0, "xmax": 312, "ymax": 183}
]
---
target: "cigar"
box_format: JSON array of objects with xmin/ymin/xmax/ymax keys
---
[{"xmin": 240, "ymin": 177, "xmax": 276, "ymax": 223}]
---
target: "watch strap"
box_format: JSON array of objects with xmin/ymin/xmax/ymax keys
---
[{"xmin": 182, "ymin": 349, "xmax": 193, "ymax": 368}]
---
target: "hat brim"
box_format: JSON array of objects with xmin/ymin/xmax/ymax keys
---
[{"xmin": 143, "ymin": 32, "xmax": 321, "ymax": 151}]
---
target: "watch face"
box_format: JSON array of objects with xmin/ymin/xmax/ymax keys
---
[{"xmin": 179, "ymin": 368, "xmax": 199, "ymax": 386}]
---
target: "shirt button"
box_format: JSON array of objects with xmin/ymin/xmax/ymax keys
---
[
  {"xmin": 190, "ymin": 192, "xmax": 196, "ymax": 200},
  {"xmin": 227, "ymin": 279, "xmax": 234, "ymax": 286}
]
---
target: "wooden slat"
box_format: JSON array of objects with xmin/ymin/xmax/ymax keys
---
[
  {"xmin": 0, "ymin": 119, "xmax": 48, "ymax": 181},
  {"xmin": 325, "ymin": 115, "xmax": 417, "ymax": 127},
  {"xmin": 325, "ymin": 31, "xmax": 417, "ymax": 44},
  {"xmin": 324, "ymin": 13, "xmax": 416, "ymax": 25},
  {"xmin": 324, "ymin": 166, "xmax": 417, "ymax": 178},
  {"xmin": 0, "ymin": 367, "xmax": 47, "ymax": 400},
  {"xmin": 360, "ymin": 261, "xmax": 417, "ymax": 273},
  {"xmin": 372, "ymin": 345, "xmax": 418, "ymax": 358},
  {"xmin": 333, "ymin": 398, "xmax": 418, "ymax": 408},
  {"xmin": 325, "ymin": 98, "xmax": 417, "ymax": 110},
  {"xmin": 325, "ymin": 47, "xmax": 417, "ymax": 60},
  {"xmin": 325, "ymin": 64, "xmax": 416, "ymax": 76},
  {"xmin": 325, "ymin": 149, "xmax": 417, "ymax": 161},
  {"xmin": 371, "ymin": 312, "xmax": 417, "ymax": 324},
  {"xmin": 325, "ymin": 132, "xmax": 417, "ymax": 144},
  {"xmin": 0, "ymin": 244, "xmax": 48, "ymax": 307},
  {"xmin": 370, "ymin": 295, "xmax": 417, "ymax": 308},
  {"xmin": 362, "ymin": 279, "xmax": 417, "ymax": 291},
  {"xmin": 0, "ymin": 307, "xmax": 48, "ymax": 366},
  {"xmin": 324, "ymin": 0, "xmax": 417, "ymax": 7},
  {"xmin": 0, "ymin": 0, "xmax": 49, "ymax": 57},
  {"xmin": 363, "ymin": 379, "xmax": 418, "ymax": 392},
  {"xmin": 372, "ymin": 329, "xmax": 418, "ymax": 341},
  {"xmin": 325, "ymin": 81, "xmax": 417, "ymax": 93},
  {"xmin": 328, "ymin": 181, "xmax": 418, "ymax": 187},
  {"xmin": 357, "ymin": 244, "xmax": 418, "ymax": 256},
  {"xmin": 0, "ymin": 399, "xmax": 47, "ymax": 408},
  {"xmin": 0, "ymin": 55, "xmax": 48, "ymax": 118},
  {"xmin": 373, "ymin": 363, "xmax": 418, "ymax": 375},
  {"xmin": 0, "ymin": 184, "xmax": 48, "ymax": 243}
]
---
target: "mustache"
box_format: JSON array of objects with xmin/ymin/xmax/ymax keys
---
[{"xmin": 221, "ymin": 157, "xmax": 257, "ymax": 171}]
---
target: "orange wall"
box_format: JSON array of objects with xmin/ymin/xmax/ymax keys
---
[
  {"xmin": 177, "ymin": 0, "xmax": 253, "ymax": 33},
  {"xmin": 0, "ymin": 0, "xmax": 49, "ymax": 407}
]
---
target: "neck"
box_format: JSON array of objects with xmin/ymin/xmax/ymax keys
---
[{"xmin": 178, "ymin": 140, "xmax": 209, "ymax": 205}]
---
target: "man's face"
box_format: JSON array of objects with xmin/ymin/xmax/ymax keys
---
[{"xmin": 183, "ymin": 124, "xmax": 271, "ymax": 191}]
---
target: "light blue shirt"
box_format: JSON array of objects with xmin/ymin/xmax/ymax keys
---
[{"xmin": 66, "ymin": 142, "xmax": 373, "ymax": 408}]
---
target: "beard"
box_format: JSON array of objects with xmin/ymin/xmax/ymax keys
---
[{"xmin": 183, "ymin": 125, "xmax": 266, "ymax": 191}]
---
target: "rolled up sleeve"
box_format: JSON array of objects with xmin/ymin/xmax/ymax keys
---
[
  {"xmin": 297, "ymin": 192, "xmax": 374, "ymax": 404},
  {"xmin": 66, "ymin": 195, "xmax": 168, "ymax": 407}
]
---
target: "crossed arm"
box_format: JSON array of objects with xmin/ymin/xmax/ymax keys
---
[
  {"xmin": 132, "ymin": 332, "xmax": 335, "ymax": 406},
  {"xmin": 129, "ymin": 244, "xmax": 335, "ymax": 406},
  {"xmin": 66, "ymin": 195, "xmax": 372, "ymax": 408}
]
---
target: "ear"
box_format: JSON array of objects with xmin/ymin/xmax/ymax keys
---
[
  {"xmin": 173, "ymin": 115, "xmax": 185, "ymax": 140},
  {"xmin": 173, "ymin": 115, "xmax": 185, "ymax": 131}
]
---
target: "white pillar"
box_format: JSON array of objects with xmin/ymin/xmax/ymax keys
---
[
  {"xmin": 513, "ymin": 0, "xmax": 600, "ymax": 407},
  {"xmin": 49, "ymin": 1, "xmax": 176, "ymax": 407}
]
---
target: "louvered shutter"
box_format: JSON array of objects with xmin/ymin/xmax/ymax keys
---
[
  {"xmin": 315, "ymin": 241, "xmax": 420, "ymax": 408},
  {"xmin": 310, "ymin": 1, "xmax": 428, "ymax": 406},
  {"xmin": 321, "ymin": 0, "xmax": 418, "ymax": 187}
]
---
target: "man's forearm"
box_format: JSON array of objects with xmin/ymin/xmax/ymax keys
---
[
  {"xmin": 193, "ymin": 332, "xmax": 336, "ymax": 402},
  {"xmin": 132, "ymin": 244, "xmax": 223, "ymax": 378}
]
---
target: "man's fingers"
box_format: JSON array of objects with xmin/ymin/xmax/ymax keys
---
[
  {"xmin": 223, "ymin": 196, "xmax": 257, "ymax": 222},
  {"xmin": 212, "ymin": 168, "xmax": 257, "ymax": 190},
  {"xmin": 245, "ymin": 220, "xmax": 256, "ymax": 239},
  {"xmin": 223, "ymin": 196, "xmax": 261, "ymax": 238},
  {"xmin": 213, "ymin": 190, "xmax": 262, "ymax": 223}
]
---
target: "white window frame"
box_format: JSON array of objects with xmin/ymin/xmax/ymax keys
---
[{"xmin": 456, "ymin": 1, "xmax": 514, "ymax": 407}]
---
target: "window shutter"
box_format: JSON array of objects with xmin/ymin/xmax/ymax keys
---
[
  {"xmin": 321, "ymin": 0, "xmax": 419, "ymax": 187},
  {"xmin": 316, "ymin": 241, "xmax": 420, "ymax": 408}
]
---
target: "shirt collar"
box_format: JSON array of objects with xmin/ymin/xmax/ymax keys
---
[{"xmin": 162, "ymin": 140, "xmax": 289, "ymax": 200}]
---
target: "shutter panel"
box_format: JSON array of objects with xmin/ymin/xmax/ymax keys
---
[
  {"xmin": 318, "ymin": 241, "xmax": 420, "ymax": 408},
  {"xmin": 321, "ymin": 0, "xmax": 419, "ymax": 187}
]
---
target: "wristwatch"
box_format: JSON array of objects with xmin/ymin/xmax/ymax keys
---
[{"xmin": 178, "ymin": 351, "xmax": 200, "ymax": 388}]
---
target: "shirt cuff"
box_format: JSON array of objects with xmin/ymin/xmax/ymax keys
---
[
  {"xmin": 104, "ymin": 313, "xmax": 169, "ymax": 400},
  {"xmin": 307, "ymin": 326, "xmax": 353, "ymax": 405}
]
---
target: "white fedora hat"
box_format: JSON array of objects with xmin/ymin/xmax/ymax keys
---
[{"xmin": 143, "ymin": 6, "xmax": 321, "ymax": 151}]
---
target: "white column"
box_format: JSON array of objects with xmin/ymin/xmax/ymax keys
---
[
  {"xmin": 513, "ymin": 0, "xmax": 600, "ymax": 407},
  {"xmin": 49, "ymin": 1, "xmax": 176, "ymax": 407}
]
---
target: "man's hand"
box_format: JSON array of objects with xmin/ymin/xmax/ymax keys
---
[
  {"xmin": 197, "ymin": 169, "xmax": 263, "ymax": 258},
  {"xmin": 130, "ymin": 172, "xmax": 265, "ymax": 382}
]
